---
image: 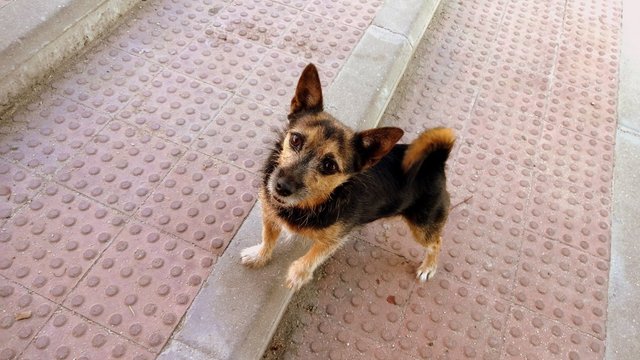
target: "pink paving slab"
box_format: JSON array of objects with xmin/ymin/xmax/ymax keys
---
[
  {"xmin": 514, "ymin": 231, "xmax": 609, "ymax": 340},
  {"xmin": 170, "ymin": 30, "xmax": 268, "ymax": 91},
  {"xmin": 211, "ymin": 0, "xmax": 300, "ymax": 47},
  {"xmin": 0, "ymin": 159, "xmax": 45, "ymax": 219},
  {"xmin": 56, "ymin": 120, "xmax": 186, "ymax": 214},
  {"xmin": 193, "ymin": 95, "xmax": 286, "ymax": 171},
  {"xmin": 503, "ymin": 305, "xmax": 604, "ymax": 359},
  {"xmin": 314, "ymin": 240, "xmax": 416, "ymax": 345},
  {"xmin": 0, "ymin": 184, "xmax": 126, "ymax": 303},
  {"xmin": 277, "ymin": 11, "xmax": 363, "ymax": 70},
  {"xmin": 395, "ymin": 274, "xmax": 508, "ymax": 360},
  {"xmin": 441, "ymin": 0, "xmax": 507, "ymax": 25},
  {"xmin": 0, "ymin": 278, "xmax": 56, "ymax": 360},
  {"xmin": 463, "ymin": 99, "xmax": 543, "ymax": 169},
  {"xmin": 545, "ymin": 81, "xmax": 617, "ymax": 143},
  {"xmin": 137, "ymin": 0, "xmax": 229, "ymax": 32},
  {"xmin": 136, "ymin": 151, "xmax": 259, "ymax": 253},
  {"xmin": 118, "ymin": 69, "xmax": 232, "ymax": 146},
  {"xmin": 52, "ymin": 45, "xmax": 161, "ymax": 114},
  {"xmin": 238, "ymin": 49, "xmax": 336, "ymax": 111},
  {"xmin": 65, "ymin": 221, "xmax": 216, "ymax": 352},
  {"xmin": 304, "ymin": 0, "xmax": 383, "ymax": 30},
  {"xmin": 525, "ymin": 172, "xmax": 611, "ymax": 259},
  {"xmin": 0, "ymin": 95, "xmax": 110, "ymax": 175},
  {"xmin": 20, "ymin": 308, "xmax": 154, "ymax": 360},
  {"xmin": 536, "ymin": 122, "xmax": 614, "ymax": 193}
]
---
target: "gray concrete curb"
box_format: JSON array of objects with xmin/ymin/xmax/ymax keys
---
[
  {"xmin": 159, "ymin": 0, "xmax": 443, "ymax": 359},
  {"xmin": 0, "ymin": 0, "xmax": 142, "ymax": 116},
  {"xmin": 605, "ymin": 1, "xmax": 640, "ymax": 359}
]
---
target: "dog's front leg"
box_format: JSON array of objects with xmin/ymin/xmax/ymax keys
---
[{"xmin": 240, "ymin": 207, "xmax": 281, "ymax": 268}]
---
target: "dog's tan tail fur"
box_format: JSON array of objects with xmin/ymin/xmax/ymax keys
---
[{"xmin": 402, "ymin": 127, "xmax": 456, "ymax": 173}]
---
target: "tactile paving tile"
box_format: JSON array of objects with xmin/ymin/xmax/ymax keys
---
[
  {"xmin": 192, "ymin": 95, "xmax": 285, "ymax": 171},
  {"xmin": 448, "ymin": 144, "xmax": 533, "ymax": 225},
  {"xmin": 238, "ymin": 50, "xmax": 336, "ymax": 110},
  {"xmin": 169, "ymin": 30, "xmax": 267, "ymax": 91},
  {"xmin": 477, "ymin": 62, "xmax": 550, "ymax": 118},
  {"xmin": 395, "ymin": 274, "xmax": 508, "ymax": 360},
  {"xmin": 137, "ymin": 0, "xmax": 229, "ymax": 32},
  {"xmin": 314, "ymin": 239, "xmax": 416, "ymax": 344},
  {"xmin": 0, "ymin": 278, "xmax": 56, "ymax": 360},
  {"xmin": 463, "ymin": 99, "xmax": 543, "ymax": 169},
  {"xmin": 441, "ymin": 0, "xmax": 508, "ymax": 25},
  {"xmin": 515, "ymin": 231, "xmax": 608, "ymax": 339},
  {"xmin": 211, "ymin": 0, "xmax": 299, "ymax": 47},
  {"xmin": 65, "ymin": 221, "xmax": 216, "ymax": 352},
  {"xmin": 439, "ymin": 208, "xmax": 522, "ymax": 299},
  {"xmin": 136, "ymin": 151, "xmax": 259, "ymax": 253},
  {"xmin": 525, "ymin": 172, "xmax": 611, "ymax": 259},
  {"xmin": 545, "ymin": 81, "xmax": 617, "ymax": 143},
  {"xmin": 304, "ymin": 0, "xmax": 383, "ymax": 30},
  {"xmin": 535, "ymin": 122, "xmax": 614, "ymax": 193},
  {"xmin": 20, "ymin": 308, "xmax": 154, "ymax": 360},
  {"xmin": 503, "ymin": 305, "xmax": 604, "ymax": 359},
  {"xmin": 277, "ymin": 12, "xmax": 363, "ymax": 69},
  {"xmin": 0, "ymin": 95, "xmax": 110, "ymax": 175},
  {"xmin": 105, "ymin": 5, "xmax": 194, "ymax": 65},
  {"xmin": 0, "ymin": 184, "xmax": 125, "ymax": 303},
  {"xmin": 56, "ymin": 120, "xmax": 185, "ymax": 214},
  {"xmin": 284, "ymin": 313, "xmax": 396, "ymax": 360},
  {"xmin": 118, "ymin": 70, "xmax": 231, "ymax": 146},
  {"xmin": 52, "ymin": 45, "xmax": 161, "ymax": 114},
  {"xmin": 0, "ymin": 159, "xmax": 45, "ymax": 219}
]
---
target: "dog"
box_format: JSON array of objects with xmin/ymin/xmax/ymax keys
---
[{"xmin": 240, "ymin": 63, "xmax": 455, "ymax": 291}]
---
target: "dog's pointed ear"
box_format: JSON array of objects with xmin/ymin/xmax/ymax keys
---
[
  {"xmin": 355, "ymin": 127, "xmax": 404, "ymax": 170},
  {"xmin": 290, "ymin": 64, "xmax": 323, "ymax": 117}
]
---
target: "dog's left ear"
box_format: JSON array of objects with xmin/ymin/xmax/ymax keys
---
[
  {"xmin": 354, "ymin": 127, "xmax": 404, "ymax": 170},
  {"xmin": 290, "ymin": 64, "xmax": 323, "ymax": 118}
]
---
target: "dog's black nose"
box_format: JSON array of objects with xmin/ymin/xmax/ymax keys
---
[{"xmin": 275, "ymin": 177, "xmax": 296, "ymax": 197}]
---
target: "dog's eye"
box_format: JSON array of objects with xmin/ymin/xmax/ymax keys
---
[
  {"xmin": 289, "ymin": 133, "xmax": 303, "ymax": 151},
  {"xmin": 320, "ymin": 158, "xmax": 339, "ymax": 175}
]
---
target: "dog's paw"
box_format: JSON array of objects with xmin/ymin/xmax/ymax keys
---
[
  {"xmin": 240, "ymin": 245, "xmax": 269, "ymax": 268},
  {"xmin": 285, "ymin": 261, "xmax": 312, "ymax": 291},
  {"xmin": 416, "ymin": 263, "xmax": 437, "ymax": 282}
]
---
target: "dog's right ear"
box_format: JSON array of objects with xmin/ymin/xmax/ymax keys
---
[{"xmin": 289, "ymin": 64, "xmax": 323, "ymax": 119}]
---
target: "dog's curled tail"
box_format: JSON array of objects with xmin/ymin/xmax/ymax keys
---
[{"xmin": 402, "ymin": 127, "xmax": 456, "ymax": 173}]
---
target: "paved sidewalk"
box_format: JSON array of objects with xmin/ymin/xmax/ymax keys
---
[
  {"xmin": 270, "ymin": 0, "xmax": 622, "ymax": 359},
  {"xmin": 0, "ymin": 0, "xmax": 386, "ymax": 359}
]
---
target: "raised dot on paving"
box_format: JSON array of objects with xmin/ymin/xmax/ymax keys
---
[
  {"xmin": 0, "ymin": 278, "xmax": 56, "ymax": 360},
  {"xmin": 0, "ymin": 159, "xmax": 45, "ymax": 219},
  {"xmin": 20, "ymin": 308, "xmax": 154, "ymax": 360},
  {"xmin": 239, "ymin": 50, "xmax": 336, "ymax": 110},
  {"xmin": 65, "ymin": 221, "xmax": 215, "ymax": 352},
  {"xmin": 0, "ymin": 94, "xmax": 110, "ymax": 175},
  {"xmin": 526, "ymin": 172, "xmax": 611, "ymax": 259},
  {"xmin": 439, "ymin": 209, "xmax": 522, "ymax": 298},
  {"xmin": 170, "ymin": 30, "xmax": 267, "ymax": 91},
  {"xmin": 277, "ymin": 11, "xmax": 363, "ymax": 69},
  {"xmin": 193, "ymin": 95, "xmax": 286, "ymax": 171},
  {"xmin": 395, "ymin": 274, "xmax": 508, "ymax": 359},
  {"xmin": 211, "ymin": 0, "xmax": 299, "ymax": 47},
  {"xmin": 304, "ymin": 0, "xmax": 383, "ymax": 30},
  {"xmin": 503, "ymin": 305, "xmax": 604, "ymax": 359},
  {"xmin": 137, "ymin": 151, "xmax": 259, "ymax": 253},
  {"xmin": 515, "ymin": 231, "xmax": 609, "ymax": 339},
  {"xmin": 118, "ymin": 69, "xmax": 231, "ymax": 146},
  {"xmin": 314, "ymin": 240, "xmax": 416, "ymax": 345},
  {"xmin": 56, "ymin": 120, "xmax": 185, "ymax": 214},
  {"xmin": 51, "ymin": 44, "xmax": 161, "ymax": 114},
  {"xmin": 0, "ymin": 184, "xmax": 125, "ymax": 303}
]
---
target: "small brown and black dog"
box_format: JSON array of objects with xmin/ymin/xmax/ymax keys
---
[{"xmin": 241, "ymin": 64, "xmax": 455, "ymax": 290}]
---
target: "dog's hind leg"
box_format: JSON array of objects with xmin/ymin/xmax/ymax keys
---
[{"xmin": 405, "ymin": 220, "xmax": 444, "ymax": 282}]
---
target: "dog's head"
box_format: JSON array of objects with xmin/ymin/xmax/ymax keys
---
[{"xmin": 264, "ymin": 64, "xmax": 403, "ymax": 208}]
